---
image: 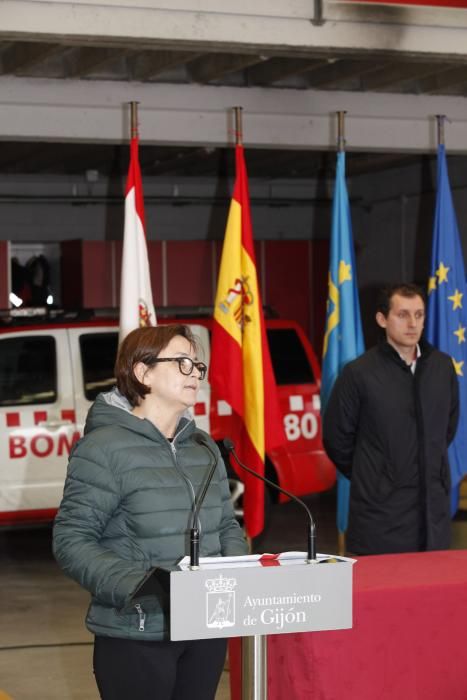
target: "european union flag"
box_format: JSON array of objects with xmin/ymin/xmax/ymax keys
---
[
  {"xmin": 321, "ymin": 151, "xmax": 365, "ymax": 535},
  {"xmin": 426, "ymin": 144, "xmax": 467, "ymax": 514}
]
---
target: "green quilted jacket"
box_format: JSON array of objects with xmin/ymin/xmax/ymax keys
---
[{"xmin": 53, "ymin": 389, "xmax": 247, "ymax": 640}]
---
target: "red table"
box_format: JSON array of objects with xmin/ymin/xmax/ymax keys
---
[{"xmin": 230, "ymin": 550, "xmax": 467, "ymax": 699}]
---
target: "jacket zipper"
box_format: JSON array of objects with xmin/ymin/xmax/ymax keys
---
[{"xmin": 134, "ymin": 603, "xmax": 146, "ymax": 632}]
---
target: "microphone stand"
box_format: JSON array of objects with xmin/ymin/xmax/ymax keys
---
[
  {"xmin": 223, "ymin": 438, "xmax": 317, "ymax": 563},
  {"xmin": 189, "ymin": 434, "xmax": 219, "ymax": 570}
]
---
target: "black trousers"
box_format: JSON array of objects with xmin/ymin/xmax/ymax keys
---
[{"xmin": 93, "ymin": 635, "xmax": 227, "ymax": 700}]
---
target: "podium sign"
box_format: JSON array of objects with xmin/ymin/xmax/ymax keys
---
[{"xmin": 168, "ymin": 554, "xmax": 354, "ymax": 641}]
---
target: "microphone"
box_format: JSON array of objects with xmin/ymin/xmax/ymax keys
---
[
  {"xmin": 223, "ymin": 438, "xmax": 317, "ymax": 563},
  {"xmin": 190, "ymin": 432, "xmax": 220, "ymax": 570}
]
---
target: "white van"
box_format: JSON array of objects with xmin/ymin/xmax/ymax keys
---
[{"xmin": 0, "ymin": 309, "xmax": 335, "ymax": 527}]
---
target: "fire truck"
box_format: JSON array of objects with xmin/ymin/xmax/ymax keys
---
[{"xmin": 0, "ymin": 308, "xmax": 335, "ymax": 527}]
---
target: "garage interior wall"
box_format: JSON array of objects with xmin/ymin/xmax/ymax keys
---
[
  {"xmin": 2, "ymin": 1, "xmax": 467, "ymax": 347},
  {"xmin": 3, "ymin": 149, "xmax": 466, "ymax": 347},
  {"xmin": 59, "ymin": 238, "xmax": 329, "ymax": 351}
]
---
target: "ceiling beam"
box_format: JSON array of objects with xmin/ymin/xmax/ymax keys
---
[
  {"xmin": 416, "ymin": 65, "xmax": 467, "ymax": 95},
  {"xmin": 306, "ymin": 59, "xmax": 386, "ymax": 88},
  {"xmin": 360, "ymin": 61, "xmax": 455, "ymax": 91},
  {"xmin": 129, "ymin": 50, "xmax": 202, "ymax": 81},
  {"xmin": 4, "ymin": 1, "xmax": 467, "ymax": 62},
  {"xmin": 0, "ymin": 41, "xmax": 64, "ymax": 75},
  {"xmin": 66, "ymin": 47, "xmax": 129, "ymax": 78},
  {"xmin": 247, "ymin": 57, "xmax": 327, "ymax": 85},
  {"xmin": 2, "ymin": 76, "xmax": 467, "ymax": 153},
  {"xmin": 187, "ymin": 53, "xmax": 266, "ymax": 83}
]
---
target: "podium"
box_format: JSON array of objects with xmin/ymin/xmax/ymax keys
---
[{"xmin": 133, "ymin": 552, "xmax": 354, "ymax": 699}]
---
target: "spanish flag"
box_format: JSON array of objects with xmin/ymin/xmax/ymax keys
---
[
  {"xmin": 210, "ymin": 145, "xmax": 283, "ymax": 538},
  {"xmin": 119, "ymin": 136, "xmax": 156, "ymax": 342}
]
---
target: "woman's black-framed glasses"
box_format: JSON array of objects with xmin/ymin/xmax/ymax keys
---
[{"xmin": 152, "ymin": 357, "xmax": 207, "ymax": 380}]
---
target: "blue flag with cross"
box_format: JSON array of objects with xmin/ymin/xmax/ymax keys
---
[
  {"xmin": 321, "ymin": 151, "xmax": 365, "ymax": 535},
  {"xmin": 426, "ymin": 144, "xmax": 467, "ymax": 514}
]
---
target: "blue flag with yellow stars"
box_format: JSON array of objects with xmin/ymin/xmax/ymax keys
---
[
  {"xmin": 321, "ymin": 151, "xmax": 365, "ymax": 534},
  {"xmin": 426, "ymin": 144, "xmax": 467, "ymax": 514}
]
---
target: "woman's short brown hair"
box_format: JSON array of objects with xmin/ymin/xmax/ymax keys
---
[{"xmin": 115, "ymin": 324, "xmax": 198, "ymax": 407}]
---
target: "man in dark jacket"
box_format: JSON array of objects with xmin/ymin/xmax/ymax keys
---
[{"xmin": 323, "ymin": 283, "xmax": 459, "ymax": 555}]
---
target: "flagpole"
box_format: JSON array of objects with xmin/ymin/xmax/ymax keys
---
[
  {"xmin": 234, "ymin": 106, "xmax": 243, "ymax": 146},
  {"xmin": 119, "ymin": 100, "xmax": 156, "ymax": 340},
  {"xmin": 233, "ymin": 105, "xmax": 252, "ymax": 557},
  {"xmin": 130, "ymin": 101, "xmax": 139, "ymax": 139},
  {"xmin": 337, "ymin": 110, "xmax": 346, "ymax": 153},
  {"xmin": 336, "ymin": 110, "xmax": 347, "ymax": 558},
  {"xmin": 231, "ymin": 105, "xmax": 268, "ymax": 700},
  {"xmin": 233, "ymin": 105, "xmax": 255, "ymax": 559},
  {"xmin": 436, "ymin": 114, "xmax": 445, "ymax": 147}
]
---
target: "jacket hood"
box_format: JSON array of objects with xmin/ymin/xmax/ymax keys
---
[{"xmin": 84, "ymin": 388, "xmax": 195, "ymax": 442}]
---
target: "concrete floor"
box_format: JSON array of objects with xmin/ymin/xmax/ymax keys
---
[
  {"xmin": 0, "ymin": 529, "xmax": 233, "ymax": 700},
  {"xmin": 1, "ymin": 491, "xmax": 466, "ymax": 700}
]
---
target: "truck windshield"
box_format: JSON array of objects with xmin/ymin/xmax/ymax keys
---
[
  {"xmin": 0, "ymin": 335, "xmax": 57, "ymax": 405},
  {"xmin": 266, "ymin": 329, "xmax": 315, "ymax": 385},
  {"xmin": 80, "ymin": 332, "xmax": 119, "ymax": 401}
]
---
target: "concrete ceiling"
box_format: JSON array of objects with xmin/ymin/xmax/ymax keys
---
[
  {"xmin": 1, "ymin": 37, "xmax": 466, "ymax": 95},
  {"xmin": 3, "ymin": 0, "xmax": 467, "ymax": 186},
  {"xmin": 1, "ymin": 35, "xmax": 462, "ymax": 178}
]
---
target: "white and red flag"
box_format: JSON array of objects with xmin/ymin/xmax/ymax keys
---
[{"xmin": 119, "ymin": 136, "xmax": 156, "ymax": 342}]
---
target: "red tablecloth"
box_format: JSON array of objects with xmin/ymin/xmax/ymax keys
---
[{"xmin": 230, "ymin": 550, "xmax": 467, "ymax": 699}]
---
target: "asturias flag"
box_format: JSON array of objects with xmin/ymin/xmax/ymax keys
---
[
  {"xmin": 119, "ymin": 136, "xmax": 156, "ymax": 342},
  {"xmin": 321, "ymin": 151, "xmax": 365, "ymax": 535},
  {"xmin": 210, "ymin": 145, "xmax": 284, "ymax": 538},
  {"xmin": 426, "ymin": 144, "xmax": 467, "ymax": 513}
]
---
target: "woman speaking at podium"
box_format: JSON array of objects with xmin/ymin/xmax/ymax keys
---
[{"xmin": 53, "ymin": 324, "xmax": 247, "ymax": 700}]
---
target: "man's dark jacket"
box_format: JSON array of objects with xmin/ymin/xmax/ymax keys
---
[{"xmin": 323, "ymin": 339, "xmax": 459, "ymax": 554}]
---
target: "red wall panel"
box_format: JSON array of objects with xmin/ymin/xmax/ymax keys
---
[
  {"xmin": 165, "ymin": 241, "xmax": 214, "ymax": 307},
  {"xmin": 81, "ymin": 241, "xmax": 115, "ymax": 308},
  {"xmin": 62, "ymin": 240, "xmax": 115, "ymax": 309},
  {"xmin": 147, "ymin": 241, "xmax": 164, "ymax": 308},
  {"xmin": 60, "ymin": 239, "xmax": 328, "ymax": 349},
  {"xmin": 263, "ymin": 240, "xmax": 311, "ymax": 336}
]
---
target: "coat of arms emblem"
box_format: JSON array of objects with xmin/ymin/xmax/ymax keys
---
[{"xmin": 205, "ymin": 574, "xmax": 237, "ymax": 629}]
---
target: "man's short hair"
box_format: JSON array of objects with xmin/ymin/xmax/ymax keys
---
[{"xmin": 376, "ymin": 283, "xmax": 426, "ymax": 318}]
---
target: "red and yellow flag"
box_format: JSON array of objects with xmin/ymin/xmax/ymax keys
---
[
  {"xmin": 119, "ymin": 136, "xmax": 156, "ymax": 342},
  {"xmin": 210, "ymin": 145, "xmax": 284, "ymax": 538}
]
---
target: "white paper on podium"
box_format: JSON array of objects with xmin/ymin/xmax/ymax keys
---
[{"xmin": 177, "ymin": 551, "xmax": 356, "ymax": 570}]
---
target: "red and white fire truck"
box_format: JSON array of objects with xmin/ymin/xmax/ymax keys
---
[{"xmin": 0, "ymin": 309, "xmax": 335, "ymax": 527}]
